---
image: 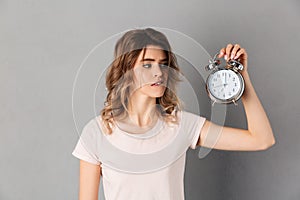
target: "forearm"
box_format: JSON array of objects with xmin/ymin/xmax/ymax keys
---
[{"xmin": 241, "ymin": 71, "xmax": 276, "ymax": 147}]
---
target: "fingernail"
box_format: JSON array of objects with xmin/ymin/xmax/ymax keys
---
[
  {"xmin": 234, "ymin": 55, "xmax": 238, "ymax": 59},
  {"xmin": 224, "ymin": 55, "xmax": 227, "ymax": 60},
  {"xmin": 231, "ymin": 55, "xmax": 234, "ymax": 59}
]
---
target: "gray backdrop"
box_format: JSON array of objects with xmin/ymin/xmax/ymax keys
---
[{"xmin": 1, "ymin": 0, "xmax": 299, "ymax": 199}]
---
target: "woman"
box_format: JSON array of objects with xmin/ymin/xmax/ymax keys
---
[{"xmin": 72, "ymin": 28, "xmax": 275, "ymax": 200}]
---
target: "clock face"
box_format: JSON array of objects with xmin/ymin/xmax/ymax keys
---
[{"xmin": 207, "ymin": 69, "xmax": 242, "ymax": 101}]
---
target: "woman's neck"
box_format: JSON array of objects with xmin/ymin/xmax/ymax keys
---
[{"xmin": 126, "ymin": 95, "xmax": 158, "ymax": 127}]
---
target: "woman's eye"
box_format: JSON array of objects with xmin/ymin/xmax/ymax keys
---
[
  {"xmin": 142, "ymin": 63, "xmax": 168, "ymax": 69},
  {"xmin": 159, "ymin": 64, "xmax": 168, "ymax": 68},
  {"xmin": 143, "ymin": 64, "xmax": 152, "ymax": 68}
]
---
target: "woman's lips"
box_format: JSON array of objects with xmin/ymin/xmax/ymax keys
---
[{"xmin": 151, "ymin": 80, "xmax": 163, "ymax": 86}]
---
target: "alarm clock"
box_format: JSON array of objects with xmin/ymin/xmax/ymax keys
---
[{"xmin": 205, "ymin": 53, "xmax": 245, "ymax": 105}]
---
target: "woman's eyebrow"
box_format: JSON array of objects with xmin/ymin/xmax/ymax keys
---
[{"xmin": 140, "ymin": 58, "xmax": 168, "ymax": 62}]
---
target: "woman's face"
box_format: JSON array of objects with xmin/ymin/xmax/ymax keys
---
[{"xmin": 131, "ymin": 45, "xmax": 169, "ymax": 98}]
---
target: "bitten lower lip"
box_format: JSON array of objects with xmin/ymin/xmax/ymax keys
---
[{"xmin": 151, "ymin": 81, "xmax": 163, "ymax": 86}]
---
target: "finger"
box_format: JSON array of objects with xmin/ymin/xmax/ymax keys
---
[
  {"xmin": 218, "ymin": 48, "xmax": 226, "ymax": 58},
  {"xmin": 234, "ymin": 48, "xmax": 247, "ymax": 60},
  {"xmin": 225, "ymin": 44, "xmax": 234, "ymax": 61},
  {"xmin": 231, "ymin": 44, "xmax": 240, "ymax": 60}
]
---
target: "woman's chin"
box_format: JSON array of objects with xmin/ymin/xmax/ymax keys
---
[{"xmin": 151, "ymin": 90, "xmax": 166, "ymax": 98}]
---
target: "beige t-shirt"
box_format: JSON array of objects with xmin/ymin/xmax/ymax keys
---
[{"xmin": 72, "ymin": 110, "xmax": 206, "ymax": 200}]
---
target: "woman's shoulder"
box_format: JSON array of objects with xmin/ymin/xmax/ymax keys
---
[
  {"xmin": 93, "ymin": 115, "xmax": 112, "ymax": 135},
  {"xmin": 176, "ymin": 109, "xmax": 195, "ymax": 118},
  {"xmin": 178, "ymin": 109, "xmax": 206, "ymax": 123},
  {"xmin": 77, "ymin": 116, "xmax": 106, "ymax": 139}
]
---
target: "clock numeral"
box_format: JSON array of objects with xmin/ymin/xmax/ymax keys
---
[
  {"xmin": 233, "ymin": 88, "xmax": 235, "ymax": 92},
  {"xmin": 228, "ymin": 92, "xmax": 232, "ymax": 96},
  {"xmin": 223, "ymin": 94, "xmax": 225, "ymax": 98},
  {"xmin": 235, "ymin": 83, "xmax": 237, "ymax": 87},
  {"xmin": 229, "ymin": 74, "xmax": 231, "ymax": 78},
  {"xmin": 233, "ymin": 77, "xmax": 236, "ymax": 81},
  {"xmin": 213, "ymin": 78, "xmax": 217, "ymax": 82},
  {"xmin": 217, "ymin": 74, "xmax": 220, "ymax": 78}
]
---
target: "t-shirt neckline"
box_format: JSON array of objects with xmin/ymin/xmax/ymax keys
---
[{"xmin": 115, "ymin": 117, "xmax": 164, "ymax": 139}]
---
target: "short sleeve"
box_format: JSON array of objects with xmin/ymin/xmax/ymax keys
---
[
  {"xmin": 190, "ymin": 116, "xmax": 206, "ymax": 149},
  {"xmin": 181, "ymin": 111, "xmax": 206, "ymax": 150},
  {"xmin": 72, "ymin": 119, "xmax": 100, "ymax": 165}
]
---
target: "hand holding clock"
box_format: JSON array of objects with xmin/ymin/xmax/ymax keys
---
[{"xmin": 218, "ymin": 44, "xmax": 248, "ymax": 75}]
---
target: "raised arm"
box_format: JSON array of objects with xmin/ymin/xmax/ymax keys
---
[
  {"xmin": 78, "ymin": 160, "xmax": 102, "ymax": 200},
  {"xmin": 197, "ymin": 44, "xmax": 276, "ymax": 151}
]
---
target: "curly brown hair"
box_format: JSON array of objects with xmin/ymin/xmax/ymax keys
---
[{"xmin": 100, "ymin": 28, "xmax": 184, "ymax": 134}]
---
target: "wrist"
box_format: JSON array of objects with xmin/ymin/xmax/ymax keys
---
[{"xmin": 241, "ymin": 70, "xmax": 250, "ymax": 81}]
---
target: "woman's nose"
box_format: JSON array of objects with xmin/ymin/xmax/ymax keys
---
[{"xmin": 152, "ymin": 64, "xmax": 163, "ymax": 77}]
